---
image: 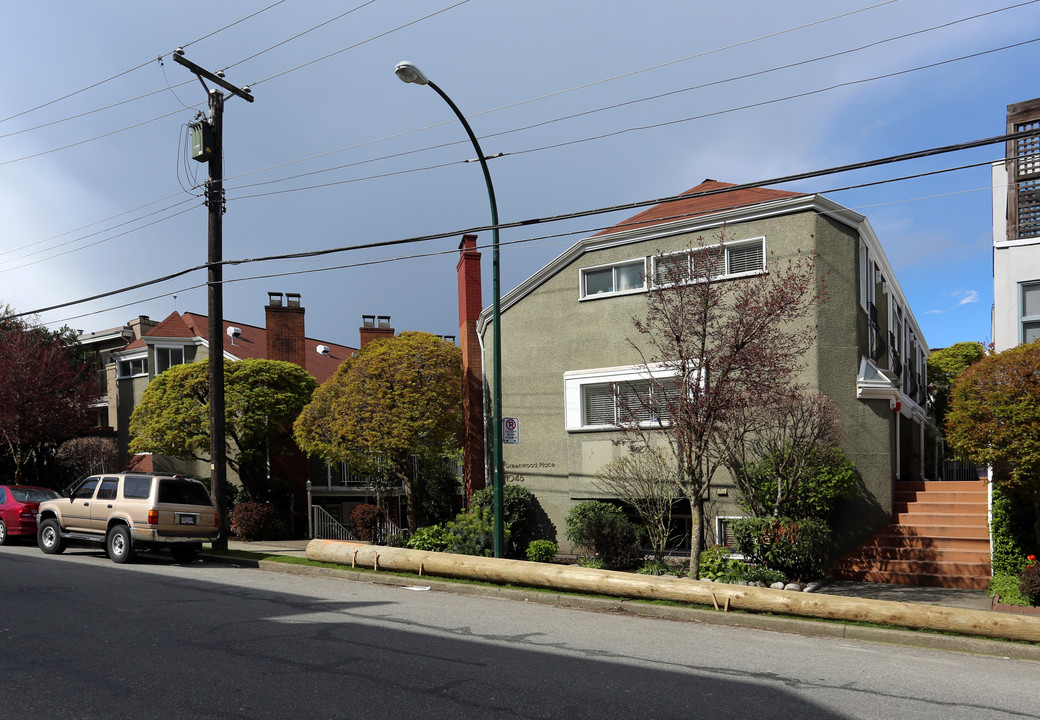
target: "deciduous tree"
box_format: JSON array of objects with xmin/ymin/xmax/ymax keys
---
[
  {"xmin": 129, "ymin": 358, "xmax": 318, "ymax": 499},
  {"xmin": 946, "ymin": 342, "xmax": 1040, "ymax": 542},
  {"xmin": 622, "ymin": 238, "xmax": 825, "ymax": 578},
  {"xmin": 927, "ymin": 341, "xmax": 985, "ymax": 430},
  {"xmin": 594, "ymin": 446, "xmax": 677, "ymax": 559},
  {"xmin": 293, "ymin": 332, "xmax": 463, "ymax": 533},
  {"xmin": 0, "ymin": 313, "xmax": 99, "ymax": 482}
]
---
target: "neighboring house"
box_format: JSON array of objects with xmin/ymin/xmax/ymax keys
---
[
  {"xmin": 475, "ymin": 179, "xmax": 934, "ymax": 563},
  {"xmin": 992, "ymin": 97, "xmax": 1040, "ymax": 351},
  {"xmin": 75, "ymin": 316, "xmax": 156, "ymax": 432},
  {"xmin": 96, "ymin": 293, "xmax": 413, "ymax": 532}
]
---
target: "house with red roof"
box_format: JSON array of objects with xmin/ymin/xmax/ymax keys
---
[
  {"xmin": 94, "ymin": 292, "xmax": 402, "ymax": 533},
  {"xmin": 471, "ymin": 180, "xmax": 988, "ymax": 588}
]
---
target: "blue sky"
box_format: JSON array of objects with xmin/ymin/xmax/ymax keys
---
[{"xmin": 1, "ymin": 0, "xmax": 1037, "ymax": 350}]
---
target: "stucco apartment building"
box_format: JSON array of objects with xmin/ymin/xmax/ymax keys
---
[{"xmin": 476, "ymin": 180, "xmax": 933, "ymax": 559}]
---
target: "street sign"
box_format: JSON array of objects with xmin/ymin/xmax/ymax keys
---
[{"xmin": 503, "ymin": 417, "xmax": 519, "ymax": 444}]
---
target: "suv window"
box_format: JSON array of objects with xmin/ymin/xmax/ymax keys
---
[
  {"xmin": 97, "ymin": 478, "xmax": 119, "ymax": 501},
  {"xmin": 122, "ymin": 476, "xmax": 153, "ymax": 499},
  {"xmin": 73, "ymin": 478, "xmax": 100, "ymax": 500},
  {"xmin": 157, "ymin": 479, "xmax": 212, "ymax": 506}
]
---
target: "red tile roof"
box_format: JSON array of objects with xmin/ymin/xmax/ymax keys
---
[
  {"xmin": 123, "ymin": 311, "xmax": 356, "ymax": 383},
  {"xmin": 595, "ymin": 179, "xmax": 805, "ymax": 236}
]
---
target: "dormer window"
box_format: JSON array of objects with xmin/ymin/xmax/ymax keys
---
[
  {"xmin": 155, "ymin": 346, "xmax": 185, "ymax": 374},
  {"xmin": 117, "ymin": 356, "xmax": 148, "ymax": 379}
]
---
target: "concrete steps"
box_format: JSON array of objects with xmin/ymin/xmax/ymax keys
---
[{"xmin": 833, "ymin": 480, "xmax": 991, "ymax": 590}]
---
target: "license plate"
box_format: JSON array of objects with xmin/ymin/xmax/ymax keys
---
[{"xmin": 178, "ymin": 515, "xmax": 197, "ymax": 526}]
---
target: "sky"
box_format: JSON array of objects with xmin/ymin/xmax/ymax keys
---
[{"xmin": 1, "ymin": 0, "xmax": 1038, "ymax": 351}]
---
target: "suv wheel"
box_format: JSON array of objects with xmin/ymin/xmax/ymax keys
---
[
  {"xmin": 38, "ymin": 519, "xmax": 67, "ymax": 554},
  {"xmin": 107, "ymin": 525, "xmax": 135, "ymax": 564}
]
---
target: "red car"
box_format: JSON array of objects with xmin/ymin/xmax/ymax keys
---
[{"xmin": 0, "ymin": 485, "xmax": 60, "ymax": 545}]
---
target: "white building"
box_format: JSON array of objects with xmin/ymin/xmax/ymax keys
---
[{"xmin": 993, "ymin": 97, "xmax": 1040, "ymax": 351}]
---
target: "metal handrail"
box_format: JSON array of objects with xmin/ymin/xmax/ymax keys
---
[{"xmin": 311, "ymin": 505, "xmax": 358, "ymax": 541}]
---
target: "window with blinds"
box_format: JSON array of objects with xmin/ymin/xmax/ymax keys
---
[
  {"xmin": 581, "ymin": 377, "xmax": 679, "ymax": 427},
  {"xmin": 652, "ymin": 239, "xmax": 764, "ymax": 287},
  {"xmin": 727, "ymin": 241, "xmax": 764, "ymax": 275}
]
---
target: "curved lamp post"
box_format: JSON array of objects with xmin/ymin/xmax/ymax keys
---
[{"xmin": 395, "ymin": 61, "xmax": 505, "ymax": 558}]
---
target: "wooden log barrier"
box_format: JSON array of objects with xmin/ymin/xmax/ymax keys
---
[{"xmin": 306, "ymin": 539, "xmax": 1040, "ymax": 643}]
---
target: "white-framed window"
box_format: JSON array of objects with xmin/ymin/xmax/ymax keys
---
[
  {"xmin": 579, "ymin": 258, "xmax": 646, "ymax": 299},
  {"xmin": 564, "ymin": 363, "xmax": 681, "ymax": 431},
  {"xmin": 117, "ymin": 355, "xmax": 148, "ymax": 379},
  {"xmin": 1021, "ymin": 281, "xmax": 1040, "ymax": 343},
  {"xmin": 651, "ymin": 238, "xmax": 764, "ymax": 287},
  {"xmin": 715, "ymin": 516, "xmax": 744, "ymax": 556},
  {"xmin": 154, "ymin": 346, "xmax": 185, "ymax": 374}
]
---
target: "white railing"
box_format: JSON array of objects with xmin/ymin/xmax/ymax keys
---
[
  {"xmin": 373, "ymin": 516, "xmax": 405, "ymax": 545},
  {"xmin": 311, "ymin": 506, "xmax": 358, "ymax": 541}
]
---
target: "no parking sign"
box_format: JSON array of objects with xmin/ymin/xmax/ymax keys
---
[{"xmin": 503, "ymin": 417, "xmax": 519, "ymax": 444}]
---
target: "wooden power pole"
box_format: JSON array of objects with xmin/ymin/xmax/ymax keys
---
[{"xmin": 173, "ymin": 51, "xmax": 253, "ymax": 551}]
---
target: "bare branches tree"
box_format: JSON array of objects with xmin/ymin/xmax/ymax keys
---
[
  {"xmin": 594, "ymin": 445, "xmax": 677, "ymax": 559},
  {"xmin": 56, "ymin": 436, "xmax": 119, "ymax": 478},
  {"xmin": 719, "ymin": 389, "xmax": 842, "ymax": 518},
  {"xmin": 620, "ymin": 236, "xmax": 825, "ymax": 578}
]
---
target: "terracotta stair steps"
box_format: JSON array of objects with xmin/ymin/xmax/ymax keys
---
[
  {"xmin": 832, "ymin": 480, "xmax": 991, "ymax": 589},
  {"xmin": 892, "ymin": 501, "xmax": 986, "ymax": 514},
  {"xmin": 835, "ymin": 568, "xmax": 991, "ymax": 590},
  {"xmin": 846, "ymin": 545, "xmax": 989, "ymax": 563}
]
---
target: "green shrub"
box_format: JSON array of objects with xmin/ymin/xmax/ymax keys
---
[
  {"xmin": 349, "ymin": 503, "xmax": 385, "ymax": 542},
  {"xmin": 1019, "ymin": 558, "xmax": 1040, "ymax": 605},
  {"xmin": 739, "ymin": 444, "xmax": 857, "ymax": 520},
  {"xmin": 407, "ymin": 525, "xmax": 452, "ymax": 552},
  {"xmin": 990, "ymin": 484, "xmax": 1037, "ymax": 576},
  {"xmin": 577, "ymin": 556, "xmax": 605, "ymax": 569},
  {"xmin": 230, "ymin": 501, "xmax": 287, "ymax": 541},
  {"xmin": 470, "ymin": 484, "xmax": 537, "ymax": 552},
  {"xmin": 445, "ymin": 507, "xmax": 509, "ymax": 557},
  {"xmin": 526, "ymin": 539, "xmax": 558, "ymax": 563},
  {"xmin": 564, "ymin": 500, "xmax": 641, "ymax": 568},
  {"xmin": 989, "ymin": 572, "xmax": 1031, "ymax": 606},
  {"xmin": 637, "ymin": 560, "xmax": 673, "ymax": 576},
  {"xmin": 698, "ymin": 545, "xmax": 747, "ymax": 582},
  {"xmin": 743, "ymin": 565, "xmax": 787, "ymax": 586},
  {"xmin": 731, "ymin": 516, "xmax": 831, "ymax": 582}
]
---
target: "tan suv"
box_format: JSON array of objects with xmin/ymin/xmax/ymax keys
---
[{"xmin": 36, "ymin": 472, "xmax": 218, "ymax": 564}]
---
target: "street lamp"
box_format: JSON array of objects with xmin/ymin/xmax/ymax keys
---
[{"xmin": 395, "ymin": 60, "xmax": 505, "ymax": 558}]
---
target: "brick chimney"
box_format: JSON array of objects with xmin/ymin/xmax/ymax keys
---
[
  {"xmin": 359, "ymin": 315, "xmax": 394, "ymax": 347},
  {"xmin": 265, "ymin": 292, "xmax": 306, "ymax": 367},
  {"xmin": 457, "ymin": 234, "xmax": 486, "ymax": 499}
]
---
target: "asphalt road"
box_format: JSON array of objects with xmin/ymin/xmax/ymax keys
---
[{"xmin": 1, "ymin": 543, "xmax": 1037, "ymax": 720}]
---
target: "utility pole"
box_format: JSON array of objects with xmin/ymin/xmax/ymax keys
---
[{"xmin": 173, "ymin": 50, "xmax": 253, "ymax": 551}]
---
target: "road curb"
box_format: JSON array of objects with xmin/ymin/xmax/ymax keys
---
[{"xmin": 250, "ymin": 558, "xmax": 1040, "ymax": 662}]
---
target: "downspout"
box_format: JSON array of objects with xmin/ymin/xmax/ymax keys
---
[{"xmin": 477, "ymin": 320, "xmax": 491, "ymax": 492}]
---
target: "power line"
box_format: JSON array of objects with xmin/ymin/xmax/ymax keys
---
[
  {"xmin": 0, "ymin": 1, "xmax": 287, "ymax": 126},
  {"xmin": 4, "ymin": 3, "xmax": 1030, "ymax": 262},
  {"xmin": 221, "ymin": 0, "xmax": 380, "ymax": 74},
  {"xmin": 7, "ymin": 126, "xmax": 1032, "ymax": 322},
  {"xmin": 221, "ymin": 18, "xmax": 1040, "ymax": 200},
  {"xmin": 42, "ymin": 171, "xmax": 1007, "ymax": 328},
  {"xmin": 247, "ymin": 1, "xmax": 471, "ymax": 88},
  {"xmin": 0, "ymin": 202, "xmax": 200, "ymax": 273},
  {"xmin": 506, "ymin": 36, "xmax": 1040, "ymax": 159}
]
